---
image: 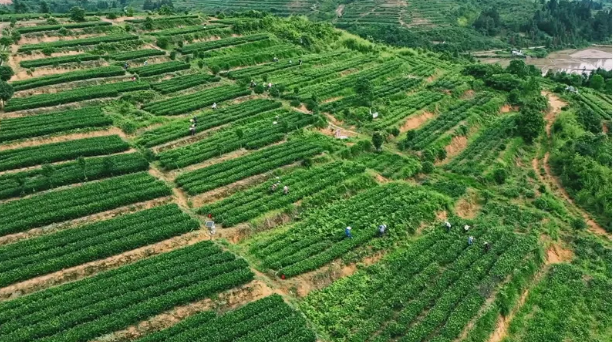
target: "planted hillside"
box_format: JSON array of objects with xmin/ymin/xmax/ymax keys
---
[
  {"xmin": 5, "ymin": 81, "xmax": 150, "ymax": 111},
  {"xmin": 198, "ymin": 161, "xmax": 366, "ymax": 227},
  {"xmin": 302, "ymin": 228, "xmax": 539, "ymax": 341},
  {"xmin": 251, "ymin": 183, "xmax": 450, "ymax": 277},
  {"xmin": 177, "ymin": 138, "xmax": 327, "ymax": 194},
  {"xmin": 0, "ymin": 204, "xmax": 199, "ymax": 287},
  {"xmin": 0, "ymin": 241, "xmax": 253, "ymax": 342},
  {"xmin": 18, "ymin": 34, "xmax": 138, "ymax": 52},
  {"xmin": 0, "ymin": 172, "xmax": 170, "ymax": 237},
  {"xmin": 11, "ymin": 66, "xmax": 125, "ymax": 91},
  {"xmin": 0, "ymin": 153, "xmax": 149, "ymax": 200},
  {"xmin": 142, "ymin": 84, "xmax": 251, "ymax": 115},
  {"xmin": 136, "ymin": 295, "xmax": 315, "ymax": 342},
  {"xmin": 0, "ymin": 135, "xmax": 129, "ymax": 172},
  {"xmin": 0, "ymin": 107, "xmax": 111, "ymax": 143},
  {"xmin": 137, "ymin": 99, "xmax": 281, "ymax": 147},
  {"xmin": 157, "ymin": 110, "xmax": 315, "ymax": 169}
]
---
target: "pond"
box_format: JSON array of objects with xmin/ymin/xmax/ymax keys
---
[{"xmin": 478, "ymin": 46, "xmax": 612, "ymax": 75}]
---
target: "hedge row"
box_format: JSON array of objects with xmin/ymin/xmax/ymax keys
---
[
  {"xmin": 18, "ymin": 34, "xmax": 138, "ymax": 52},
  {"xmin": 0, "ymin": 241, "xmax": 253, "ymax": 342},
  {"xmin": 12, "ymin": 66, "xmax": 125, "ymax": 91},
  {"xmin": 16, "ymin": 21, "xmax": 111, "ymax": 34},
  {"xmin": 5, "ymin": 80, "xmax": 150, "ymax": 111},
  {"xmin": 0, "ymin": 135, "xmax": 129, "ymax": 172},
  {"xmin": 0, "ymin": 152, "xmax": 149, "ymax": 200},
  {"xmin": 130, "ymin": 61, "xmax": 190, "ymax": 77},
  {"xmin": 179, "ymin": 33, "xmax": 269, "ymax": 54},
  {"xmin": 110, "ymin": 48, "xmax": 166, "ymax": 61},
  {"xmin": 0, "ymin": 172, "xmax": 171, "ymax": 237},
  {"xmin": 0, "ymin": 106, "xmax": 110, "ymax": 143},
  {"xmin": 19, "ymin": 53, "xmax": 100, "ymax": 68},
  {"xmin": 151, "ymin": 73, "xmax": 219, "ymax": 94},
  {"xmin": 142, "ymin": 84, "xmax": 251, "ymax": 115}
]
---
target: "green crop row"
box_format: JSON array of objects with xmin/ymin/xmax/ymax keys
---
[
  {"xmin": 301, "ymin": 227, "xmax": 537, "ymax": 341},
  {"xmin": 251, "ymin": 183, "xmax": 450, "ymax": 277},
  {"xmin": 0, "ymin": 107, "xmax": 110, "ymax": 143},
  {"xmin": 0, "ymin": 172, "xmax": 170, "ymax": 237},
  {"xmin": 110, "ymin": 48, "xmax": 166, "ymax": 61},
  {"xmin": 18, "ymin": 34, "xmax": 138, "ymax": 52},
  {"xmin": 0, "ymin": 152, "xmax": 148, "ymax": 200},
  {"xmin": 16, "ymin": 21, "xmax": 111, "ymax": 34},
  {"xmin": 125, "ymin": 14, "xmax": 200, "ymax": 23},
  {"xmin": 12, "ymin": 66, "xmax": 125, "ymax": 91},
  {"xmin": 137, "ymin": 99, "xmax": 281, "ymax": 147},
  {"xmin": 178, "ymin": 138, "xmax": 325, "ymax": 195},
  {"xmin": 150, "ymin": 23, "xmax": 226, "ymax": 36},
  {"xmin": 130, "ymin": 61, "xmax": 190, "ymax": 77},
  {"xmin": 151, "ymin": 73, "xmax": 220, "ymax": 94},
  {"xmin": 292, "ymin": 60, "xmax": 403, "ymax": 101},
  {"xmin": 5, "ymin": 80, "xmax": 150, "ymax": 111},
  {"xmin": 179, "ymin": 33, "xmax": 269, "ymax": 54},
  {"xmin": 19, "ymin": 53, "xmax": 100, "ymax": 68},
  {"xmin": 367, "ymin": 90, "xmax": 444, "ymax": 130},
  {"xmin": 353, "ymin": 150, "xmax": 422, "ymax": 179},
  {"xmin": 158, "ymin": 110, "xmax": 315, "ymax": 169},
  {"xmin": 446, "ymin": 116, "xmax": 515, "ymax": 176},
  {"xmin": 406, "ymin": 94, "xmax": 493, "ymax": 150},
  {"xmin": 142, "ymin": 84, "xmax": 251, "ymax": 115},
  {"xmin": 0, "ymin": 241, "xmax": 253, "ymax": 342},
  {"xmin": 198, "ymin": 161, "xmax": 365, "ymax": 227},
  {"xmin": 136, "ymin": 294, "xmax": 315, "ymax": 342},
  {"xmin": 321, "ymin": 77, "xmax": 423, "ymax": 114},
  {"xmin": 205, "ymin": 44, "xmax": 302, "ymax": 70},
  {"xmin": 0, "ymin": 204, "xmax": 198, "ymax": 287},
  {"xmin": 225, "ymin": 51, "xmax": 348, "ymax": 80},
  {"xmin": 0, "ymin": 135, "xmax": 129, "ymax": 172}
]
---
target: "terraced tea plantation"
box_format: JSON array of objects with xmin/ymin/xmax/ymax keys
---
[{"xmin": 0, "ymin": 10, "xmax": 609, "ymax": 342}]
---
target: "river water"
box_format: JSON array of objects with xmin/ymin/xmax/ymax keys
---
[{"xmin": 479, "ymin": 46, "xmax": 612, "ymax": 75}]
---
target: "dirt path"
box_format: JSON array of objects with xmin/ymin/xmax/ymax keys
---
[
  {"xmin": 335, "ymin": 4, "xmax": 345, "ymax": 17},
  {"xmin": 534, "ymin": 92, "xmax": 610, "ymax": 238}
]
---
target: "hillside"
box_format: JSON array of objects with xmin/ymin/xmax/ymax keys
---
[{"xmin": 0, "ymin": 11, "xmax": 610, "ymax": 342}]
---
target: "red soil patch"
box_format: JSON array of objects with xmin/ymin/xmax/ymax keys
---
[{"xmin": 400, "ymin": 111, "xmax": 434, "ymax": 132}]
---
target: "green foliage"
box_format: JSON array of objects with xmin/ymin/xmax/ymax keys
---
[
  {"xmin": 371, "ymin": 132, "xmax": 384, "ymax": 151},
  {"xmin": 515, "ymin": 107, "xmax": 544, "ymax": 143},
  {"xmin": 0, "ymin": 65, "xmax": 13, "ymax": 81},
  {"xmin": 0, "ymin": 81, "xmax": 13, "ymax": 106},
  {"xmin": 69, "ymin": 6, "xmax": 86, "ymax": 22}
]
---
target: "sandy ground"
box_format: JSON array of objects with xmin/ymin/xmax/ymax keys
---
[{"xmin": 400, "ymin": 111, "xmax": 434, "ymax": 132}]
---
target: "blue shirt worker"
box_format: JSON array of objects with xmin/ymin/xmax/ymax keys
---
[{"xmin": 345, "ymin": 226, "xmax": 352, "ymax": 239}]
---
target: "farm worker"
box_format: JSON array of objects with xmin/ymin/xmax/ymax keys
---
[
  {"xmin": 273, "ymin": 56, "xmax": 279, "ymax": 62},
  {"xmin": 464, "ymin": 224, "xmax": 470, "ymax": 233},
  {"xmin": 268, "ymin": 82, "xmax": 272, "ymax": 89},
  {"xmin": 212, "ymin": 102, "xmax": 217, "ymax": 110},
  {"xmin": 283, "ymin": 185, "xmax": 289, "ymax": 195},
  {"xmin": 123, "ymin": 62, "xmax": 128, "ymax": 69},
  {"xmin": 484, "ymin": 242, "xmax": 491, "ymax": 253},
  {"xmin": 144, "ymin": 60, "xmax": 148, "ymax": 66},
  {"xmin": 289, "ymin": 60, "xmax": 293, "ymax": 64},
  {"xmin": 299, "ymin": 59, "xmax": 302, "ymax": 65},
  {"xmin": 132, "ymin": 76, "xmax": 136, "ymax": 81},
  {"xmin": 208, "ymin": 213, "xmax": 212, "ymax": 219},
  {"xmin": 250, "ymin": 80, "xmax": 256, "ymax": 87},
  {"xmin": 444, "ymin": 221, "xmax": 451, "ymax": 232},
  {"xmin": 192, "ymin": 116, "xmax": 197, "ymax": 125},
  {"xmin": 378, "ymin": 224, "xmax": 387, "ymax": 237},
  {"xmin": 271, "ymin": 182, "xmax": 279, "ymax": 192},
  {"xmin": 345, "ymin": 226, "xmax": 352, "ymax": 239},
  {"xmin": 189, "ymin": 118, "xmax": 194, "ymax": 124},
  {"xmin": 189, "ymin": 124, "xmax": 196, "ymax": 136},
  {"xmin": 468, "ymin": 236, "xmax": 474, "ymax": 246},
  {"xmin": 280, "ymin": 274, "xmax": 285, "ymax": 280}
]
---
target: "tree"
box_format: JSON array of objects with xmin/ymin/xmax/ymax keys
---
[
  {"xmin": 156, "ymin": 36, "xmax": 170, "ymax": 49},
  {"xmin": 40, "ymin": 1, "xmax": 50, "ymax": 13},
  {"xmin": 589, "ymin": 74, "xmax": 604, "ymax": 91},
  {"xmin": 372, "ymin": 132, "xmax": 384, "ymax": 151},
  {"xmin": 507, "ymin": 89, "xmax": 521, "ymax": 105},
  {"xmin": 70, "ymin": 6, "xmax": 86, "ymax": 22},
  {"xmin": 516, "ymin": 107, "xmax": 544, "ymax": 143},
  {"xmin": 506, "ymin": 60, "xmax": 528, "ymax": 77},
  {"xmin": 0, "ymin": 37, "xmax": 11, "ymax": 47},
  {"xmin": 10, "ymin": 30, "xmax": 20, "ymax": 44},
  {"xmin": 158, "ymin": 4, "xmax": 173, "ymax": 15},
  {"xmin": 355, "ymin": 77, "xmax": 373, "ymax": 106},
  {"xmin": 0, "ymin": 66, "xmax": 13, "ymax": 81},
  {"xmin": 0, "ymin": 81, "xmax": 14, "ymax": 108},
  {"xmin": 143, "ymin": 16, "xmax": 154, "ymax": 30}
]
